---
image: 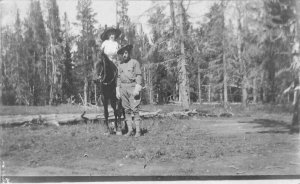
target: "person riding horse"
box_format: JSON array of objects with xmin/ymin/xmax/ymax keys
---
[
  {"xmin": 94, "ymin": 27, "xmax": 123, "ymax": 136},
  {"xmin": 116, "ymin": 44, "xmax": 143, "ymax": 137},
  {"xmin": 100, "ymin": 27, "xmax": 121, "ymax": 66}
]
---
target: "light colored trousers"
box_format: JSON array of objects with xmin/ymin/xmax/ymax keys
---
[{"xmin": 120, "ymin": 83, "xmax": 141, "ymax": 122}]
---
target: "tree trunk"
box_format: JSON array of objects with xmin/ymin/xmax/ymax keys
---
[
  {"xmin": 242, "ymin": 76, "xmax": 247, "ymax": 108},
  {"xmin": 293, "ymin": 90, "xmax": 297, "ymax": 105},
  {"xmin": 176, "ymin": 83, "xmax": 179, "ymax": 101},
  {"xmin": 143, "ymin": 66, "xmax": 146, "ymax": 87},
  {"xmin": 198, "ymin": 64, "xmax": 201, "ymax": 103},
  {"xmin": 45, "ymin": 48, "xmax": 49, "ymax": 105},
  {"xmin": 267, "ymin": 61, "xmax": 276, "ymax": 103},
  {"xmin": 261, "ymin": 71, "xmax": 266, "ymax": 103},
  {"xmin": 84, "ymin": 77, "xmax": 88, "ymax": 106},
  {"xmin": 292, "ymin": 84, "xmax": 300, "ymax": 129},
  {"xmin": 49, "ymin": 35, "xmax": 58, "ymax": 106},
  {"xmin": 208, "ymin": 84, "xmax": 211, "ymax": 102},
  {"xmin": 115, "ymin": 0, "xmax": 118, "ymax": 26},
  {"xmin": 291, "ymin": 0, "xmax": 300, "ymax": 131},
  {"xmin": 148, "ymin": 67, "xmax": 153, "ymax": 104},
  {"xmin": 49, "ymin": 38, "xmax": 54, "ymax": 105},
  {"xmin": 291, "ymin": 50, "xmax": 299, "ymax": 130},
  {"xmin": 178, "ymin": 0, "xmax": 189, "ymax": 109},
  {"xmin": 88, "ymin": 84, "xmax": 91, "ymax": 104},
  {"xmin": 291, "ymin": 73, "xmax": 300, "ymax": 130},
  {"xmin": 169, "ymin": 0, "xmax": 176, "ymax": 35},
  {"xmin": 253, "ymin": 76, "xmax": 258, "ymax": 103},
  {"xmin": 236, "ymin": 2, "xmax": 246, "ymax": 107},
  {"xmin": 0, "ymin": 17, "xmax": 2, "ymax": 105},
  {"xmin": 222, "ymin": 0, "xmax": 228, "ymax": 107},
  {"xmin": 223, "ymin": 50, "xmax": 228, "ymax": 106},
  {"xmin": 0, "ymin": 83, "xmax": 2, "ymax": 105},
  {"xmin": 262, "ymin": 88, "xmax": 267, "ymax": 103}
]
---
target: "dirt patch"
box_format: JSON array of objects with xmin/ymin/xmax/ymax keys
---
[{"xmin": 1, "ymin": 115, "xmax": 299, "ymax": 176}]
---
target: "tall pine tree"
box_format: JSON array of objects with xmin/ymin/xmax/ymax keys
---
[
  {"xmin": 75, "ymin": 0, "xmax": 97, "ymax": 105},
  {"xmin": 24, "ymin": 0, "xmax": 47, "ymax": 105},
  {"xmin": 14, "ymin": 10, "xmax": 30, "ymax": 105},
  {"xmin": 61, "ymin": 12, "xmax": 75, "ymax": 102},
  {"xmin": 46, "ymin": 0, "xmax": 62, "ymax": 105}
]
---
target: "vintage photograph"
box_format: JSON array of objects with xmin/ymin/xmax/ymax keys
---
[{"xmin": 0, "ymin": 0, "xmax": 299, "ymax": 182}]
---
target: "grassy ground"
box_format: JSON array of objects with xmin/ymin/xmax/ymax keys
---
[
  {"xmin": 0, "ymin": 102, "xmax": 298, "ymax": 177},
  {"xmin": 1, "ymin": 114, "xmax": 299, "ymax": 176}
]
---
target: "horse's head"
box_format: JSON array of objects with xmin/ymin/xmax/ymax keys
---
[
  {"xmin": 93, "ymin": 52, "xmax": 105, "ymax": 83},
  {"xmin": 94, "ymin": 52, "xmax": 117, "ymax": 85}
]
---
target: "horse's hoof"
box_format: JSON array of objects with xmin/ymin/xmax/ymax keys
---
[
  {"xmin": 103, "ymin": 132, "xmax": 110, "ymax": 136},
  {"xmin": 116, "ymin": 131, "xmax": 122, "ymax": 136},
  {"xmin": 124, "ymin": 131, "xmax": 133, "ymax": 136},
  {"xmin": 135, "ymin": 132, "xmax": 141, "ymax": 138}
]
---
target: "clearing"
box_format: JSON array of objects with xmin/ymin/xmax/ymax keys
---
[{"xmin": 1, "ymin": 105, "xmax": 299, "ymax": 176}]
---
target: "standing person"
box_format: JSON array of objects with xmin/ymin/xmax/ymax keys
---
[
  {"xmin": 116, "ymin": 44, "xmax": 143, "ymax": 137},
  {"xmin": 100, "ymin": 27, "xmax": 121, "ymax": 66}
]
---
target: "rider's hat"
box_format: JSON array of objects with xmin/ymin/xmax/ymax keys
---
[
  {"xmin": 117, "ymin": 44, "xmax": 133, "ymax": 55},
  {"xmin": 100, "ymin": 27, "xmax": 121, "ymax": 41}
]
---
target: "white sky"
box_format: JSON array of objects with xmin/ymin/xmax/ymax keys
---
[{"xmin": 0, "ymin": 0, "xmax": 215, "ymax": 36}]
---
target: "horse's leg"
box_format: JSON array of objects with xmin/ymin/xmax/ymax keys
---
[
  {"xmin": 121, "ymin": 101, "xmax": 126, "ymax": 130},
  {"xmin": 122, "ymin": 103, "xmax": 126, "ymax": 121},
  {"xmin": 101, "ymin": 93, "xmax": 110, "ymax": 135},
  {"xmin": 118, "ymin": 99, "xmax": 125, "ymax": 134},
  {"xmin": 110, "ymin": 94, "xmax": 119, "ymax": 134}
]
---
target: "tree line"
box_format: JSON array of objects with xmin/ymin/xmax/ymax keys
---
[{"xmin": 1, "ymin": 0, "xmax": 299, "ymax": 118}]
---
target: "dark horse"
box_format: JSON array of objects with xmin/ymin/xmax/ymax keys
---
[{"xmin": 94, "ymin": 52, "xmax": 124, "ymax": 135}]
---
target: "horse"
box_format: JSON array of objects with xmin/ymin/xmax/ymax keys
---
[{"xmin": 94, "ymin": 52, "xmax": 125, "ymax": 135}]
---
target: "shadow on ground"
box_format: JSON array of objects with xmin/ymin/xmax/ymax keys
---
[{"xmin": 238, "ymin": 119, "xmax": 297, "ymax": 134}]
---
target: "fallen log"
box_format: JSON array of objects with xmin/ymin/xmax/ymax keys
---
[
  {"xmin": 219, "ymin": 112, "xmax": 234, "ymax": 117},
  {"xmin": 0, "ymin": 109, "xmax": 162, "ymax": 127},
  {"xmin": 140, "ymin": 109, "xmax": 162, "ymax": 119},
  {"xmin": 0, "ymin": 108, "xmax": 233, "ymax": 127}
]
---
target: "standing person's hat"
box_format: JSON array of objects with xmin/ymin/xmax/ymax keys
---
[
  {"xmin": 100, "ymin": 27, "xmax": 121, "ymax": 41},
  {"xmin": 117, "ymin": 44, "xmax": 133, "ymax": 55}
]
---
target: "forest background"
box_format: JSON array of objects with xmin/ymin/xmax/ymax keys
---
[{"xmin": 1, "ymin": 0, "xmax": 300, "ymax": 127}]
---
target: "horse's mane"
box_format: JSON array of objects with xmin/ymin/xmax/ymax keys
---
[{"xmin": 95, "ymin": 53, "xmax": 118, "ymax": 85}]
